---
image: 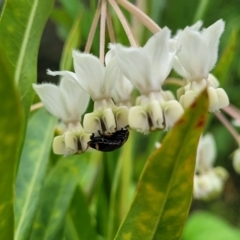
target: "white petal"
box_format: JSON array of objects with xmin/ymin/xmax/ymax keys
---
[
  {"xmin": 83, "ymin": 112, "xmax": 101, "ymax": 134},
  {"xmin": 215, "ymin": 88, "xmax": 229, "ymax": 110},
  {"xmin": 196, "ymin": 134, "xmax": 216, "ymax": 171},
  {"xmin": 104, "ymin": 57, "xmax": 118, "ymax": 96},
  {"xmin": 163, "ymin": 100, "xmax": 184, "ymax": 129},
  {"xmin": 64, "ymin": 131, "xmax": 78, "ymax": 154},
  {"xmin": 179, "ymin": 90, "xmax": 197, "ymax": 109},
  {"xmin": 114, "ymin": 106, "xmax": 129, "ymax": 130},
  {"xmin": 177, "ymin": 27, "xmax": 209, "ymax": 80},
  {"xmin": 72, "ymin": 50, "xmax": 105, "ymax": 99},
  {"xmin": 102, "ymin": 108, "xmax": 116, "ymax": 133},
  {"xmin": 60, "ymin": 77, "xmax": 90, "ymax": 121},
  {"xmin": 128, "ymin": 106, "xmax": 149, "ymax": 134},
  {"xmin": 173, "ymin": 56, "xmax": 188, "ymax": 78},
  {"xmin": 208, "ymin": 73, "xmax": 219, "ymax": 88},
  {"xmin": 53, "ymin": 135, "xmax": 66, "ymax": 155},
  {"xmin": 33, "ymin": 83, "xmax": 68, "ymax": 121},
  {"xmin": 202, "ymin": 19, "xmax": 225, "ymax": 71},
  {"xmin": 148, "ymin": 100, "xmax": 164, "ymax": 130},
  {"xmin": 208, "ymin": 87, "xmax": 219, "ymax": 112},
  {"xmin": 191, "ymin": 20, "xmax": 203, "ymax": 31},
  {"xmin": 105, "ymin": 48, "xmax": 115, "ymax": 65},
  {"xmin": 112, "ymin": 75, "xmax": 133, "ymax": 104},
  {"xmin": 47, "ymin": 69, "xmax": 78, "ymax": 82},
  {"xmin": 144, "ymin": 27, "xmax": 174, "ymax": 85},
  {"xmin": 114, "ymin": 44, "xmax": 152, "ymax": 93}
]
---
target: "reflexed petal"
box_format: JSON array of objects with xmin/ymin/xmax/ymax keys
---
[
  {"xmin": 47, "ymin": 69, "xmax": 78, "ymax": 82},
  {"xmin": 113, "ymin": 44, "xmax": 152, "ymax": 93},
  {"xmin": 112, "ymin": 75, "xmax": 133, "ymax": 104},
  {"xmin": 163, "ymin": 100, "xmax": 184, "ymax": 129},
  {"xmin": 173, "ymin": 56, "xmax": 188, "ymax": 78},
  {"xmin": 33, "ymin": 83, "xmax": 68, "ymax": 121},
  {"xmin": 105, "ymin": 48, "xmax": 115, "ymax": 65},
  {"xmin": 144, "ymin": 27, "xmax": 174, "ymax": 85},
  {"xmin": 177, "ymin": 27, "xmax": 209, "ymax": 80},
  {"xmin": 104, "ymin": 57, "xmax": 119, "ymax": 96},
  {"xmin": 72, "ymin": 50, "xmax": 105, "ymax": 99},
  {"xmin": 202, "ymin": 19, "xmax": 225, "ymax": 71},
  {"xmin": 60, "ymin": 77, "xmax": 90, "ymax": 120},
  {"xmin": 128, "ymin": 106, "xmax": 149, "ymax": 133}
]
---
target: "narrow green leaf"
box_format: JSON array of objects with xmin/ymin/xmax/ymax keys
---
[
  {"xmin": 108, "ymin": 133, "xmax": 133, "ymax": 239},
  {"xmin": 183, "ymin": 211, "xmax": 240, "ymax": 240},
  {"xmin": 14, "ymin": 109, "xmax": 57, "ymax": 240},
  {"xmin": 213, "ymin": 29, "xmax": 239, "ymax": 87},
  {"xmin": 30, "ymin": 155, "xmax": 87, "ymax": 240},
  {"xmin": 0, "ymin": 0, "xmax": 55, "ymax": 147},
  {"xmin": 0, "ymin": 47, "xmax": 23, "ymax": 240},
  {"xmin": 114, "ymin": 90, "xmax": 208, "ymax": 240},
  {"xmin": 60, "ymin": 11, "xmax": 82, "ymax": 71},
  {"xmin": 64, "ymin": 187, "xmax": 97, "ymax": 240}
]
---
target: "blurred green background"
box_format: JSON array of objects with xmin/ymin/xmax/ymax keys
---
[{"xmin": 33, "ymin": 0, "xmax": 240, "ymax": 230}]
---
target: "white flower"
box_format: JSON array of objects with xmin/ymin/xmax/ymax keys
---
[
  {"xmin": 33, "ymin": 70, "xmax": 90, "ymax": 155},
  {"xmin": 112, "ymin": 28, "xmax": 184, "ymax": 133},
  {"xmin": 72, "ymin": 50, "xmax": 129, "ymax": 135},
  {"xmin": 194, "ymin": 134, "xmax": 228, "ymax": 200},
  {"xmin": 173, "ymin": 20, "xmax": 229, "ymax": 112}
]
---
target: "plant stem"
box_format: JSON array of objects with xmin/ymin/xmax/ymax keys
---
[
  {"xmin": 214, "ymin": 111, "xmax": 239, "ymax": 143},
  {"xmin": 84, "ymin": 4, "xmax": 101, "ymax": 53},
  {"xmin": 108, "ymin": 0, "xmax": 137, "ymax": 47},
  {"xmin": 30, "ymin": 102, "xmax": 43, "ymax": 112},
  {"xmin": 107, "ymin": 4, "xmax": 116, "ymax": 43},
  {"xmin": 100, "ymin": 0, "xmax": 107, "ymax": 62},
  {"xmin": 117, "ymin": 0, "xmax": 161, "ymax": 34},
  {"xmin": 222, "ymin": 104, "xmax": 240, "ymax": 120}
]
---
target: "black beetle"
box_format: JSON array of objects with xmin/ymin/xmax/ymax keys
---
[{"xmin": 87, "ymin": 128, "xmax": 129, "ymax": 152}]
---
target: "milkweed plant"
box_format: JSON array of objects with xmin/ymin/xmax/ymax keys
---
[{"xmin": 1, "ymin": 0, "xmax": 240, "ymax": 239}]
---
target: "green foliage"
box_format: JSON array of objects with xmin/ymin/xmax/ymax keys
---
[
  {"xmin": 183, "ymin": 211, "xmax": 240, "ymax": 240},
  {"xmin": 15, "ymin": 109, "xmax": 57, "ymax": 240},
  {"xmin": 0, "ymin": 0, "xmax": 55, "ymax": 147},
  {"xmin": 114, "ymin": 91, "xmax": 208, "ymax": 240},
  {"xmin": 0, "ymin": 38, "xmax": 23, "ymax": 240}
]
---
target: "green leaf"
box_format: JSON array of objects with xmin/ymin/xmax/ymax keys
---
[
  {"xmin": 64, "ymin": 186, "xmax": 97, "ymax": 240},
  {"xmin": 0, "ymin": 0, "xmax": 55, "ymax": 148},
  {"xmin": 183, "ymin": 211, "xmax": 240, "ymax": 240},
  {"xmin": 213, "ymin": 29, "xmax": 239, "ymax": 87},
  {"xmin": 114, "ymin": 90, "xmax": 209, "ymax": 240},
  {"xmin": 14, "ymin": 109, "xmax": 57, "ymax": 240},
  {"xmin": 0, "ymin": 43, "xmax": 23, "ymax": 240},
  {"xmin": 30, "ymin": 155, "xmax": 88, "ymax": 240},
  {"xmin": 108, "ymin": 133, "xmax": 134, "ymax": 239},
  {"xmin": 60, "ymin": 11, "xmax": 82, "ymax": 71}
]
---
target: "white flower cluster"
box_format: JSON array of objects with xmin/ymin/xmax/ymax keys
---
[
  {"xmin": 33, "ymin": 19, "xmax": 229, "ymax": 155},
  {"xmin": 194, "ymin": 134, "xmax": 228, "ymax": 200}
]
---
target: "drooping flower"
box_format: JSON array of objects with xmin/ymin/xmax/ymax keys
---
[
  {"xmin": 194, "ymin": 134, "xmax": 228, "ymax": 200},
  {"xmin": 72, "ymin": 50, "xmax": 129, "ymax": 135},
  {"xmin": 112, "ymin": 27, "xmax": 184, "ymax": 134},
  {"xmin": 173, "ymin": 19, "xmax": 229, "ymax": 112},
  {"xmin": 33, "ymin": 70, "xmax": 90, "ymax": 155}
]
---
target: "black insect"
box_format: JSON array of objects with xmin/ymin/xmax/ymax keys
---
[{"xmin": 87, "ymin": 128, "xmax": 129, "ymax": 152}]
